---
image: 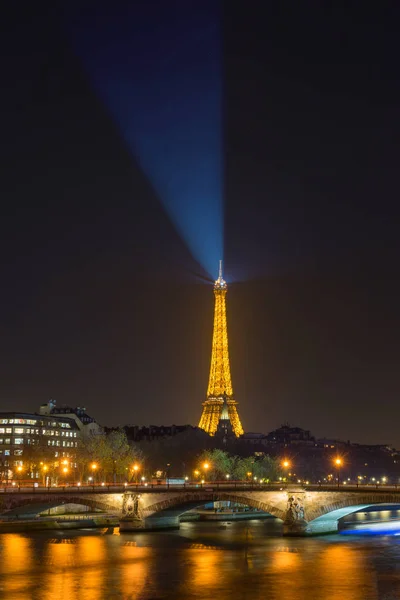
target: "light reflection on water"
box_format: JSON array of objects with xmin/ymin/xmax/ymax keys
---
[{"xmin": 0, "ymin": 521, "xmax": 400, "ymax": 599}]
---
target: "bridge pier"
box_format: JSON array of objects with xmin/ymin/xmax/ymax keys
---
[{"xmin": 120, "ymin": 515, "xmax": 180, "ymax": 532}]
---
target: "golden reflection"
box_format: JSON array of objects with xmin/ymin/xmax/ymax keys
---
[
  {"xmin": 41, "ymin": 541, "xmax": 77, "ymax": 600},
  {"xmin": 77, "ymin": 537, "xmax": 106, "ymax": 600},
  {"xmin": 271, "ymin": 548, "xmax": 301, "ymax": 571},
  {"xmin": 0, "ymin": 534, "xmax": 34, "ymax": 595},
  {"xmin": 121, "ymin": 546, "xmax": 150, "ymax": 599},
  {"xmin": 190, "ymin": 548, "xmax": 222, "ymax": 589},
  {"xmin": 319, "ymin": 545, "xmax": 375, "ymax": 600},
  {"xmin": 0, "ymin": 534, "xmax": 32, "ymax": 575}
]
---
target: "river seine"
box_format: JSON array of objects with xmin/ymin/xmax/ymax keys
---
[{"xmin": 0, "ymin": 519, "xmax": 399, "ymax": 599}]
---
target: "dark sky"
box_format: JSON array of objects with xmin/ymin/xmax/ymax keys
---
[{"xmin": 1, "ymin": 2, "xmax": 399, "ymax": 446}]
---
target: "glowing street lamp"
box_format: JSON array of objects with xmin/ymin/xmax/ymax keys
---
[
  {"xmin": 42, "ymin": 464, "xmax": 49, "ymax": 487},
  {"xmin": 334, "ymin": 458, "xmax": 342, "ymax": 488},
  {"xmin": 91, "ymin": 462, "xmax": 98, "ymax": 485},
  {"xmin": 132, "ymin": 464, "xmax": 140, "ymax": 484},
  {"xmin": 16, "ymin": 465, "xmax": 23, "ymax": 488}
]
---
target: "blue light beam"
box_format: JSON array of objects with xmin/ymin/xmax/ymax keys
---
[{"xmin": 67, "ymin": 1, "xmax": 223, "ymax": 279}]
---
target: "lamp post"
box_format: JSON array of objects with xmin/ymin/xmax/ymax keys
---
[
  {"xmin": 17, "ymin": 465, "xmax": 23, "ymax": 489},
  {"xmin": 42, "ymin": 464, "xmax": 48, "ymax": 487},
  {"xmin": 62, "ymin": 466, "xmax": 69, "ymax": 486},
  {"xmin": 91, "ymin": 463, "xmax": 97, "ymax": 487},
  {"xmin": 166, "ymin": 463, "xmax": 171, "ymax": 487},
  {"xmin": 203, "ymin": 462, "xmax": 209, "ymax": 482},
  {"xmin": 132, "ymin": 464, "xmax": 139, "ymax": 485},
  {"xmin": 335, "ymin": 458, "xmax": 342, "ymax": 489},
  {"xmin": 282, "ymin": 459, "xmax": 291, "ymax": 483}
]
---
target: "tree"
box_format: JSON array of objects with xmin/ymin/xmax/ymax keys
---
[
  {"xmin": 77, "ymin": 429, "xmax": 143, "ymax": 484},
  {"xmin": 197, "ymin": 449, "xmax": 234, "ymax": 481}
]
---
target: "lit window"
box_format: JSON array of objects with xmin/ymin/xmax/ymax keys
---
[
  {"xmin": 6, "ymin": 428, "xmax": 11, "ymax": 434},
  {"xmin": 5, "ymin": 439, "xmax": 10, "ymax": 445},
  {"xmin": 14, "ymin": 438, "xmax": 24, "ymax": 445},
  {"xmin": 14, "ymin": 450, "xmax": 23, "ymax": 456},
  {"xmin": 14, "ymin": 428, "xmax": 24, "ymax": 434},
  {"xmin": 0, "ymin": 420, "xmax": 8, "ymax": 424}
]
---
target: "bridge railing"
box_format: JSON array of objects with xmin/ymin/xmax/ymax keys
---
[{"xmin": 1, "ymin": 482, "xmax": 399, "ymax": 493}]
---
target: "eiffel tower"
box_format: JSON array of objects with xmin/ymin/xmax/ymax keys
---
[{"xmin": 198, "ymin": 261, "xmax": 244, "ymax": 437}]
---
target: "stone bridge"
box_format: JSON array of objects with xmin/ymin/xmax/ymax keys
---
[{"xmin": 2, "ymin": 485, "xmax": 400, "ymax": 535}]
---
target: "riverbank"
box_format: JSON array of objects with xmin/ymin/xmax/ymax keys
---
[
  {"xmin": 180, "ymin": 510, "xmax": 274, "ymax": 522},
  {"xmin": 0, "ymin": 514, "xmax": 118, "ymax": 533}
]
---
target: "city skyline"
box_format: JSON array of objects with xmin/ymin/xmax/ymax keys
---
[{"xmin": 1, "ymin": 2, "xmax": 399, "ymax": 447}]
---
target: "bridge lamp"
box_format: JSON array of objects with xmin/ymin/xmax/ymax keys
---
[
  {"xmin": 334, "ymin": 458, "xmax": 342, "ymax": 489},
  {"xmin": 194, "ymin": 470, "xmax": 200, "ymax": 478},
  {"xmin": 226, "ymin": 474, "xmax": 230, "ymax": 479},
  {"xmin": 282, "ymin": 460, "xmax": 290, "ymax": 469},
  {"xmin": 201, "ymin": 479, "xmax": 205, "ymax": 484},
  {"xmin": 91, "ymin": 463, "xmax": 97, "ymax": 471},
  {"xmin": 141, "ymin": 476, "xmax": 146, "ymax": 482},
  {"xmin": 77, "ymin": 482, "xmax": 81, "ymax": 487},
  {"xmin": 184, "ymin": 476, "xmax": 189, "ymax": 481},
  {"xmin": 382, "ymin": 477, "xmax": 387, "ymax": 484},
  {"xmin": 101, "ymin": 482, "xmax": 105, "ymax": 486},
  {"xmin": 203, "ymin": 462, "xmax": 210, "ymax": 471}
]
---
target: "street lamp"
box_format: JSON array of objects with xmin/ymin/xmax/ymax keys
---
[
  {"xmin": 17, "ymin": 465, "xmax": 23, "ymax": 488},
  {"xmin": 132, "ymin": 464, "xmax": 139, "ymax": 484},
  {"xmin": 62, "ymin": 466, "xmax": 69, "ymax": 486},
  {"xmin": 42, "ymin": 464, "xmax": 48, "ymax": 487},
  {"xmin": 91, "ymin": 462, "xmax": 98, "ymax": 485},
  {"xmin": 334, "ymin": 458, "xmax": 342, "ymax": 488}
]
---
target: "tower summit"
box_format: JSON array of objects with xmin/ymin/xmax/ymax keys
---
[{"xmin": 198, "ymin": 261, "xmax": 244, "ymax": 437}]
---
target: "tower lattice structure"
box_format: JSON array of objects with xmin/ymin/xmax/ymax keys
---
[{"xmin": 198, "ymin": 261, "xmax": 244, "ymax": 437}]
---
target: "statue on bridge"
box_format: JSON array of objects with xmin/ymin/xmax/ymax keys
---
[
  {"xmin": 283, "ymin": 495, "xmax": 308, "ymax": 535},
  {"xmin": 121, "ymin": 492, "xmax": 143, "ymax": 526}
]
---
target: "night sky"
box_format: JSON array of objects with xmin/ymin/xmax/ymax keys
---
[{"xmin": 1, "ymin": 2, "xmax": 399, "ymax": 446}]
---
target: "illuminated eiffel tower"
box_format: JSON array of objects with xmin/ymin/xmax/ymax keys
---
[{"xmin": 198, "ymin": 261, "xmax": 244, "ymax": 437}]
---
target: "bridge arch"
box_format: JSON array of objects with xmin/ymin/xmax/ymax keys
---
[
  {"xmin": 141, "ymin": 492, "xmax": 286, "ymax": 521},
  {"xmin": 305, "ymin": 493, "xmax": 400, "ymax": 534},
  {"xmin": 0, "ymin": 494, "xmax": 121, "ymax": 517}
]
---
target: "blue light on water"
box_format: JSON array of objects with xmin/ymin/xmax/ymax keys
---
[
  {"xmin": 340, "ymin": 521, "xmax": 400, "ymax": 536},
  {"xmin": 66, "ymin": 1, "xmax": 223, "ymax": 279}
]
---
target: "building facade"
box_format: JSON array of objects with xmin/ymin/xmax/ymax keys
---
[{"xmin": 0, "ymin": 412, "xmax": 80, "ymax": 482}]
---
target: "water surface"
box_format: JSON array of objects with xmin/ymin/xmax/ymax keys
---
[{"xmin": 0, "ymin": 519, "xmax": 399, "ymax": 599}]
